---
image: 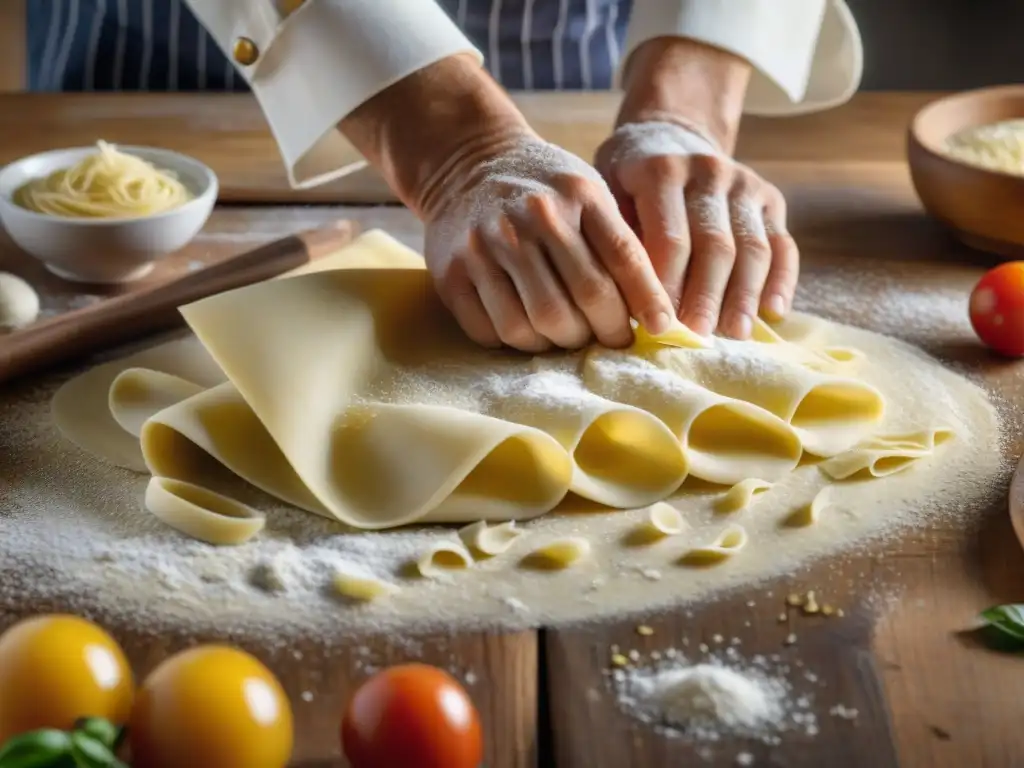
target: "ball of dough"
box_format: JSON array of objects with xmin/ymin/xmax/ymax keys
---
[{"xmin": 0, "ymin": 272, "xmax": 40, "ymax": 331}]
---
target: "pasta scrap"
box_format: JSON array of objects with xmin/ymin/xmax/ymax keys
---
[
  {"xmin": 144, "ymin": 476, "xmax": 264, "ymax": 546},
  {"xmin": 416, "ymin": 540, "xmax": 474, "ymax": 579},
  {"xmin": 521, "ymin": 537, "xmax": 592, "ymax": 570},
  {"xmin": 632, "ymin": 318, "xmax": 712, "ymax": 351},
  {"xmin": 458, "ymin": 520, "xmax": 524, "ymax": 557},
  {"xmin": 679, "ymin": 524, "xmax": 748, "ymax": 566},
  {"xmin": 715, "ymin": 478, "xmax": 773, "ymax": 514},
  {"xmin": 784, "ymin": 486, "xmax": 834, "ymax": 528},
  {"xmin": 645, "ymin": 502, "xmax": 688, "ymax": 536},
  {"xmin": 821, "ymin": 426, "xmax": 955, "ymax": 480},
  {"xmin": 332, "ymin": 566, "xmax": 400, "ymax": 602}
]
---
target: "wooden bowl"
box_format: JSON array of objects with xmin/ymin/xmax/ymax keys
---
[{"xmin": 908, "ymin": 85, "xmax": 1024, "ymax": 258}]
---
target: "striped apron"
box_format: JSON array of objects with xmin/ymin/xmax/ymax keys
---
[{"xmin": 27, "ymin": 0, "xmax": 633, "ymax": 92}]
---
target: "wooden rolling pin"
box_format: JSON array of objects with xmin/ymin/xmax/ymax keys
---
[{"xmin": 0, "ymin": 219, "xmax": 360, "ymax": 385}]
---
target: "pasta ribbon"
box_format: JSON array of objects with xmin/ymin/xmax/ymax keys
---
[
  {"xmin": 783, "ymin": 486, "xmax": 833, "ymax": 528},
  {"xmin": 715, "ymin": 478, "xmax": 773, "ymax": 514},
  {"xmin": 521, "ymin": 537, "xmax": 592, "ymax": 570},
  {"xmin": 679, "ymin": 524, "xmax": 748, "ymax": 566},
  {"xmin": 632, "ymin": 318, "xmax": 712, "ymax": 351},
  {"xmin": 14, "ymin": 140, "xmax": 193, "ymax": 218},
  {"xmin": 416, "ymin": 540, "xmax": 474, "ymax": 579},
  {"xmin": 332, "ymin": 566, "xmax": 400, "ymax": 601},
  {"xmin": 144, "ymin": 476, "xmax": 265, "ymax": 546},
  {"xmin": 458, "ymin": 520, "xmax": 523, "ymax": 556},
  {"xmin": 821, "ymin": 426, "xmax": 955, "ymax": 480}
]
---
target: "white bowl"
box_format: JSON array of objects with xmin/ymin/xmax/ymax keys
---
[{"xmin": 0, "ymin": 146, "xmax": 217, "ymax": 284}]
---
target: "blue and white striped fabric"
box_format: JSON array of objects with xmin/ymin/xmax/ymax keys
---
[{"xmin": 28, "ymin": 0, "xmax": 633, "ymax": 93}]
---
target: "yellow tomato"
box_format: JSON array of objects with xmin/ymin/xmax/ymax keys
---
[
  {"xmin": 128, "ymin": 645, "xmax": 293, "ymax": 768},
  {"xmin": 0, "ymin": 614, "xmax": 134, "ymax": 743}
]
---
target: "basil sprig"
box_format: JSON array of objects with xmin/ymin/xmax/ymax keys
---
[
  {"xmin": 0, "ymin": 718, "xmax": 126, "ymax": 768},
  {"xmin": 978, "ymin": 604, "xmax": 1024, "ymax": 652}
]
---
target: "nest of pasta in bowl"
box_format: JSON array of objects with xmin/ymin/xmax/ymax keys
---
[
  {"xmin": 0, "ymin": 142, "xmax": 217, "ymax": 284},
  {"xmin": 908, "ymin": 85, "xmax": 1024, "ymax": 259}
]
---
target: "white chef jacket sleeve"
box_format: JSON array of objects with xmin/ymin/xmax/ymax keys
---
[
  {"xmin": 622, "ymin": 0, "xmax": 863, "ymax": 117},
  {"xmin": 184, "ymin": 0, "xmax": 483, "ymax": 189}
]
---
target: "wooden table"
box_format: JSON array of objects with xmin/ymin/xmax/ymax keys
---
[{"xmin": 1, "ymin": 92, "xmax": 1023, "ymax": 768}]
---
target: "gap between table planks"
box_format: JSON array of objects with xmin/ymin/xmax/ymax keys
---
[{"xmin": 3, "ymin": 163, "xmax": 1024, "ymax": 767}]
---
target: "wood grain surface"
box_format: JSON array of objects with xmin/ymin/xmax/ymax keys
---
[
  {"xmin": 2, "ymin": 94, "xmax": 1023, "ymax": 768},
  {"xmin": 0, "ymin": 92, "xmax": 938, "ymax": 204}
]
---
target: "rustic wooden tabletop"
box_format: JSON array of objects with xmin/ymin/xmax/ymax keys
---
[{"xmin": 1, "ymin": 92, "xmax": 1023, "ymax": 768}]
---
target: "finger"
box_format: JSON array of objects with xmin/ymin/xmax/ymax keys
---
[
  {"xmin": 464, "ymin": 230, "xmax": 550, "ymax": 353},
  {"xmin": 679, "ymin": 193, "xmax": 735, "ymax": 336},
  {"xmin": 436, "ymin": 259, "xmax": 502, "ymax": 348},
  {"xmin": 579, "ymin": 199, "xmax": 674, "ymax": 336},
  {"xmin": 761, "ymin": 194, "xmax": 800, "ymax": 320},
  {"xmin": 487, "ymin": 220, "xmax": 591, "ymax": 349},
  {"xmin": 632, "ymin": 171, "xmax": 690, "ymax": 313},
  {"xmin": 522, "ymin": 195, "xmax": 632, "ymax": 348},
  {"xmin": 719, "ymin": 196, "xmax": 772, "ymax": 339}
]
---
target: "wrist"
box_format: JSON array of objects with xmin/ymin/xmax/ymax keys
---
[
  {"xmin": 339, "ymin": 54, "xmax": 532, "ymax": 217},
  {"xmin": 617, "ymin": 37, "xmax": 751, "ymax": 154}
]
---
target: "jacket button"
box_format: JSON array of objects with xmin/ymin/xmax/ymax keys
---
[{"xmin": 232, "ymin": 37, "xmax": 260, "ymax": 66}]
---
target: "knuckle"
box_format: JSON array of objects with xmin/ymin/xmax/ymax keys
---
[
  {"xmin": 531, "ymin": 295, "xmax": 575, "ymax": 333},
  {"xmin": 740, "ymin": 240, "xmax": 772, "ymax": 267},
  {"xmin": 727, "ymin": 286, "xmax": 764, "ymax": 313},
  {"xmin": 642, "ymin": 154, "xmax": 684, "ymax": 182},
  {"xmin": 688, "ymin": 153, "xmax": 730, "ymax": 181},
  {"xmin": 685, "ymin": 295, "xmax": 721, "ymax": 326},
  {"xmin": 573, "ymin": 271, "xmax": 618, "ymax": 308},
  {"xmin": 700, "ymin": 233, "xmax": 736, "ymax": 263},
  {"xmin": 497, "ymin": 318, "xmax": 541, "ymax": 351}
]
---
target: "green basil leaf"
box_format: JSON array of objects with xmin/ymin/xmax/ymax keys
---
[
  {"xmin": 979, "ymin": 604, "xmax": 1024, "ymax": 650},
  {"xmin": 67, "ymin": 734, "xmax": 122, "ymax": 768},
  {"xmin": 0, "ymin": 729, "xmax": 72, "ymax": 768},
  {"xmin": 70, "ymin": 722, "xmax": 119, "ymax": 753}
]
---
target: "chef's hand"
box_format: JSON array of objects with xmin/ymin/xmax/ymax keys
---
[
  {"xmin": 340, "ymin": 53, "xmax": 674, "ymax": 353},
  {"xmin": 422, "ymin": 134, "xmax": 675, "ymax": 352},
  {"xmin": 594, "ymin": 38, "xmax": 800, "ymax": 340}
]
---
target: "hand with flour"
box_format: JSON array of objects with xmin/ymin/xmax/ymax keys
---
[
  {"xmin": 595, "ymin": 38, "xmax": 800, "ymax": 340},
  {"xmin": 341, "ymin": 55, "xmax": 675, "ymax": 352}
]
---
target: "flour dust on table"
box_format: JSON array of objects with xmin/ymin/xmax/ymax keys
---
[{"xmin": 0, "ymin": 232, "xmax": 1003, "ymax": 640}]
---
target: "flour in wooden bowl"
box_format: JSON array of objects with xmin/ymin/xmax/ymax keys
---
[{"xmin": 0, "ymin": 318, "xmax": 1006, "ymax": 644}]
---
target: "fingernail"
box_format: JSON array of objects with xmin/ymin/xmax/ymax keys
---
[
  {"xmin": 685, "ymin": 316, "xmax": 712, "ymax": 337},
  {"xmin": 646, "ymin": 311, "xmax": 673, "ymax": 335},
  {"xmin": 763, "ymin": 294, "xmax": 786, "ymax": 321},
  {"xmin": 733, "ymin": 313, "xmax": 752, "ymax": 340}
]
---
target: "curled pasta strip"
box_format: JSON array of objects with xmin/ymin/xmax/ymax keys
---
[
  {"xmin": 716, "ymin": 478, "xmax": 773, "ymax": 514},
  {"xmin": 784, "ymin": 486, "xmax": 834, "ymax": 528},
  {"xmin": 144, "ymin": 477, "xmax": 264, "ymax": 546},
  {"xmin": 521, "ymin": 537, "xmax": 592, "ymax": 570},
  {"xmin": 679, "ymin": 524, "xmax": 748, "ymax": 566},
  {"xmin": 458, "ymin": 520, "xmax": 524, "ymax": 557},
  {"xmin": 802, "ymin": 347, "xmax": 867, "ymax": 374},
  {"xmin": 333, "ymin": 565, "xmax": 400, "ymax": 602},
  {"xmin": 821, "ymin": 426, "xmax": 955, "ymax": 480},
  {"xmin": 645, "ymin": 502, "xmax": 688, "ymax": 536},
  {"xmin": 417, "ymin": 540, "xmax": 474, "ymax": 579}
]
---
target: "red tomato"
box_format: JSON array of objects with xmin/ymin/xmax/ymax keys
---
[
  {"xmin": 969, "ymin": 261, "xmax": 1024, "ymax": 357},
  {"xmin": 341, "ymin": 664, "xmax": 483, "ymax": 768}
]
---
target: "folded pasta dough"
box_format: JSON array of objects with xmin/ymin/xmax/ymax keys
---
[
  {"xmin": 582, "ymin": 351, "xmax": 802, "ymax": 485},
  {"xmin": 477, "ymin": 370, "xmax": 687, "ymax": 508},
  {"xmin": 654, "ymin": 341, "xmax": 885, "ymax": 457},
  {"xmin": 52, "ymin": 336, "xmax": 225, "ymax": 472}
]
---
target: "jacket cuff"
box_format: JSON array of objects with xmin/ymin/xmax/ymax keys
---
[
  {"xmin": 623, "ymin": 0, "xmax": 862, "ymax": 117},
  {"xmin": 187, "ymin": 0, "xmax": 483, "ymax": 188}
]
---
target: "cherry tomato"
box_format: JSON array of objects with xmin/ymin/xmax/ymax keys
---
[
  {"xmin": 128, "ymin": 645, "xmax": 293, "ymax": 768},
  {"xmin": 341, "ymin": 663, "xmax": 483, "ymax": 768},
  {"xmin": 0, "ymin": 614, "xmax": 134, "ymax": 743},
  {"xmin": 969, "ymin": 261, "xmax": 1024, "ymax": 357}
]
